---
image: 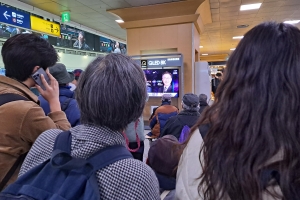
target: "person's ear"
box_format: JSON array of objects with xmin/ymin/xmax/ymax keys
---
[{"xmin": 32, "ymin": 66, "xmax": 40, "ymax": 74}]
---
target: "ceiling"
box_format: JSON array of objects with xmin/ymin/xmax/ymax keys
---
[
  {"xmin": 18, "ymin": 0, "xmax": 183, "ymax": 40},
  {"xmin": 201, "ymin": 0, "xmax": 300, "ymax": 56},
  {"xmin": 18, "ymin": 0, "xmax": 300, "ymax": 57}
]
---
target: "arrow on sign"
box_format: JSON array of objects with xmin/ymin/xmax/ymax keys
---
[{"xmin": 3, "ymin": 11, "xmax": 11, "ymax": 20}]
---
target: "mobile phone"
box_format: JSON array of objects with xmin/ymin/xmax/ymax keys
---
[{"xmin": 31, "ymin": 68, "xmax": 50, "ymax": 91}]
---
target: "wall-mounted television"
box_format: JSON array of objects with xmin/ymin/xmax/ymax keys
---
[
  {"xmin": 99, "ymin": 36, "xmax": 127, "ymax": 54},
  {"xmin": 143, "ymin": 68, "xmax": 179, "ymax": 98}
]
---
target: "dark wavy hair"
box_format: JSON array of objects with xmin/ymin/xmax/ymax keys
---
[{"xmin": 190, "ymin": 22, "xmax": 300, "ymax": 199}]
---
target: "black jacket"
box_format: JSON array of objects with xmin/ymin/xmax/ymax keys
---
[
  {"xmin": 199, "ymin": 100, "xmax": 209, "ymax": 114},
  {"xmin": 160, "ymin": 109, "xmax": 200, "ymax": 140}
]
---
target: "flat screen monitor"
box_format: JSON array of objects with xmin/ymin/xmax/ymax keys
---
[
  {"xmin": 56, "ymin": 25, "xmax": 94, "ymax": 51},
  {"xmin": 143, "ymin": 68, "xmax": 179, "ymax": 98},
  {"xmin": 99, "ymin": 36, "xmax": 127, "ymax": 54}
]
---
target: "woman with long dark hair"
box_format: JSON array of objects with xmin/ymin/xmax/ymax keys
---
[{"xmin": 176, "ymin": 22, "xmax": 300, "ymax": 200}]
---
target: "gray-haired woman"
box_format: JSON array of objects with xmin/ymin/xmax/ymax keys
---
[{"xmin": 19, "ymin": 54, "xmax": 160, "ymax": 199}]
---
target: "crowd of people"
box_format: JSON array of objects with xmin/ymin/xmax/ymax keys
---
[{"xmin": 0, "ymin": 21, "xmax": 300, "ymax": 200}]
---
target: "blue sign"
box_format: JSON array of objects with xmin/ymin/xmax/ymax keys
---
[{"xmin": 0, "ymin": 5, "xmax": 30, "ymax": 29}]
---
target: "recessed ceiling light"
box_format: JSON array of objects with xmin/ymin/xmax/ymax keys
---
[
  {"xmin": 202, "ymin": 54, "xmax": 208, "ymax": 56},
  {"xmin": 199, "ymin": 46, "xmax": 203, "ymax": 48},
  {"xmin": 115, "ymin": 19, "xmax": 124, "ymax": 23},
  {"xmin": 284, "ymin": 20, "xmax": 300, "ymax": 24},
  {"xmin": 240, "ymin": 3, "xmax": 262, "ymax": 11},
  {"xmin": 230, "ymin": 48, "xmax": 236, "ymax": 51},
  {"xmin": 233, "ymin": 36, "xmax": 244, "ymax": 39},
  {"xmin": 237, "ymin": 24, "xmax": 249, "ymax": 28}
]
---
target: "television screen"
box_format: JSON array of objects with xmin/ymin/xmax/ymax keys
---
[
  {"xmin": 144, "ymin": 68, "xmax": 179, "ymax": 98},
  {"xmin": 99, "ymin": 36, "xmax": 127, "ymax": 54},
  {"xmin": 56, "ymin": 25, "xmax": 94, "ymax": 51}
]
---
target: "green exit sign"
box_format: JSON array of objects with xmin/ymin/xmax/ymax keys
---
[{"xmin": 62, "ymin": 12, "xmax": 70, "ymax": 23}]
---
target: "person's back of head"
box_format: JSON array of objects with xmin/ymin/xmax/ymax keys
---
[
  {"xmin": 189, "ymin": 22, "xmax": 300, "ymax": 199},
  {"xmin": 76, "ymin": 54, "xmax": 147, "ymax": 131},
  {"xmin": 182, "ymin": 93, "xmax": 199, "ymax": 111},
  {"xmin": 49, "ymin": 63, "xmax": 74, "ymax": 86},
  {"xmin": 148, "ymin": 135, "xmax": 182, "ymax": 178},
  {"xmin": 73, "ymin": 69, "xmax": 83, "ymax": 82},
  {"xmin": 161, "ymin": 94, "xmax": 171, "ymax": 105},
  {"xmin": 2, "ymin": 34, "xmax": 58, "ymax": 82},
  {"xmin": 199, "ymin": 94, "xmax": 208, "ymax": 103}
]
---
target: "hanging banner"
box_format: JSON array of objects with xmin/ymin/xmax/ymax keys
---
[
  {"xmin": 30, "ymin": 16, "xmax": 60, "ymax": 37},
  {"xmin": 0, "ymin": 5, "xmax": 31, "ymax": 29}
]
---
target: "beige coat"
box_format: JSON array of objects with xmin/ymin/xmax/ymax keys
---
[
  {"xmin": 175, "ymin": 129, "xmax": 283, "ymax": 200},
  {"xmin": 0, "ymin": 76, "xmax": 70, "ymax": 189}
]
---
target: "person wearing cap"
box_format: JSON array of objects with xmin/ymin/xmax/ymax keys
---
[
  {"xmin": 148, "ymin": 94, "xmax": 178, "ymax": 139},
  {"xmin": 39, "ymin": 63, "xmax": 80, "ymax": 127},
  {"xmin": 69, "ymin": 69, "xmax": 83, "ymax": 91},
  {"xmin": 160, "ymin": 93, "xmax": 200, "ymax": 140},
  {"xmin": 199, "ymin": 93, "xmax": 209, "ymax": 114},
  {"xmin": 147, "ymin": 135, "xmax": 183, "ymax": 200}
]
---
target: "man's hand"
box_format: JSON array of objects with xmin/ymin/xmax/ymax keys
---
[{"xmin": 36, "ymin": 71, "xmax": 61, "ymax": 112}]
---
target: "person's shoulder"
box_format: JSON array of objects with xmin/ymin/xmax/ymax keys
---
[
  {"xmin": 35, "ymin": 129, "xmax": 63, "ymax": 147},
  {"xmin": 97, "ymin": 157, "xmax": 160, "ymax": 198},
  {"xmin": 19, "ymin": 129, "xmax": 63, "ymax": 176},
  {"xmin": 106, "ymin": 158, "xmax": 158, "ymax": 185}
]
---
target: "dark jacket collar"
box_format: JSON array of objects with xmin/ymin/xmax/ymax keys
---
[
  {"xmin": 179, "ymin": 109, "xmax": 200, "ymax": 116},
  {"xmin": 59, "ymin": 86, "xmax": 74, "ymax": 98},
  {"xmin": 200, "ymin": 100, "xmax": 208, "ymax": 106},
  {"xmin": 161, "ymin": 101, "xmax": 171, "ymax": 106}
]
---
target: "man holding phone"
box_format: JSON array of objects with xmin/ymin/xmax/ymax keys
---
[{"xmin": 0, "ymin": 34, "xmax": 70, "ymax": 190}]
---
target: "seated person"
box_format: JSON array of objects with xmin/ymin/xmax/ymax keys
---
[
  {"xmin": 148, "ymin": 94, "xmax": 178, "ymax": 139},
  {"xmin": 160, "ymin": 93, "xmax": 200, "ymax": 140},
  {"xmin": 148, "ymin": 135, "xmax": 183, "ymax": 200},
  {"xmin": 39, "ymin": 63, "xmax": 80, "ymax": 127},
  {"xmin": 158, "ymin": 71, "xmax": 174, "ymax": 93},
  {"xmin": 18, "ymin": 54, "xmax": 160, "ymax": 199}
]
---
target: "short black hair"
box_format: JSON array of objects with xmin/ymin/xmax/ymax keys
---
[
  {"xmin": 199, "ymin": 93, "xmax": 208, "ymax": 102},
  {"xmin": 76, "ymin": 53, "xmax": 147, "ymax": 131},
  {"xmin": 2, "ymin": 34, "xmax": 58, "ymax": 81}
]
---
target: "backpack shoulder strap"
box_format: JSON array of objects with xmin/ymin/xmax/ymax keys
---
[
  {"xmin": 88, "ymin": 145, "xmax": 133, "ymax": 171},
  {"xmin": 0, "ymin": 93, "xmax": 28, "ymax": 106},
  {"xmin": 0, "ymin": 153, "xmax": 27, "ymax": 191},
  {"xmin": 53, "ymin": 131, "xmax": 72, "ymax": 153},
  {"xmin": 53, "ymin": 131, "xmax": 132, "ymax": 172},
  {"xmin": 61, "ymin": 98, "xmax": 72, "ymax": 112}
]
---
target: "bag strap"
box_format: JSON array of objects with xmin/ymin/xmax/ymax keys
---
[
  {"xmin": 0, "ymin": 93, "xmax": 28, "ymax": 106},
  {"xmin": 53, "ymin": 130, "xmax": 72, "ymax": 153},
  {"xmin": 122, "ymin": 120, "xmax": 141, "ymax": 152},
  {"xmin": 0, "ymin": 153, "xmax": 27, "ymax": 191},
  {"xmin": 88, "ymin": 145, "xmax": 132, "ymax": 171},
  {"xmin": 0, "ymin": 93, "xmax": 30, "ymax": 191},
  {"xmin": 60, "ymin": 98, "xmax": 72, "ymax": 112},
  {"xmin": 52, "ymin": 130, "xmax": 132, "ymax": 173},
  {"xmin": 160, "ymin": 190, "xmax": 171, "ymax": 200}
]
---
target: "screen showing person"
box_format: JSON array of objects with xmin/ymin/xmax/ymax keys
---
[
  {"xmin": 143, "ymin": 69, "xmax": 179, "ymax": 98},
  {"xmin": 113, "ymin": 41, "xmax": 121, "ymax": 53},
  {"xmin": 158, "ymin": 72, "xmax": 173, "ymax": 93},
  {"xmin": 73, "ymin": 31, "xmax": 91, "ymax": 51}
]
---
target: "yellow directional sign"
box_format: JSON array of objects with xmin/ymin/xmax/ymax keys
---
[{"xmin": 30, "ymin": 16, "xmax": 60, "ymax": 37}]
